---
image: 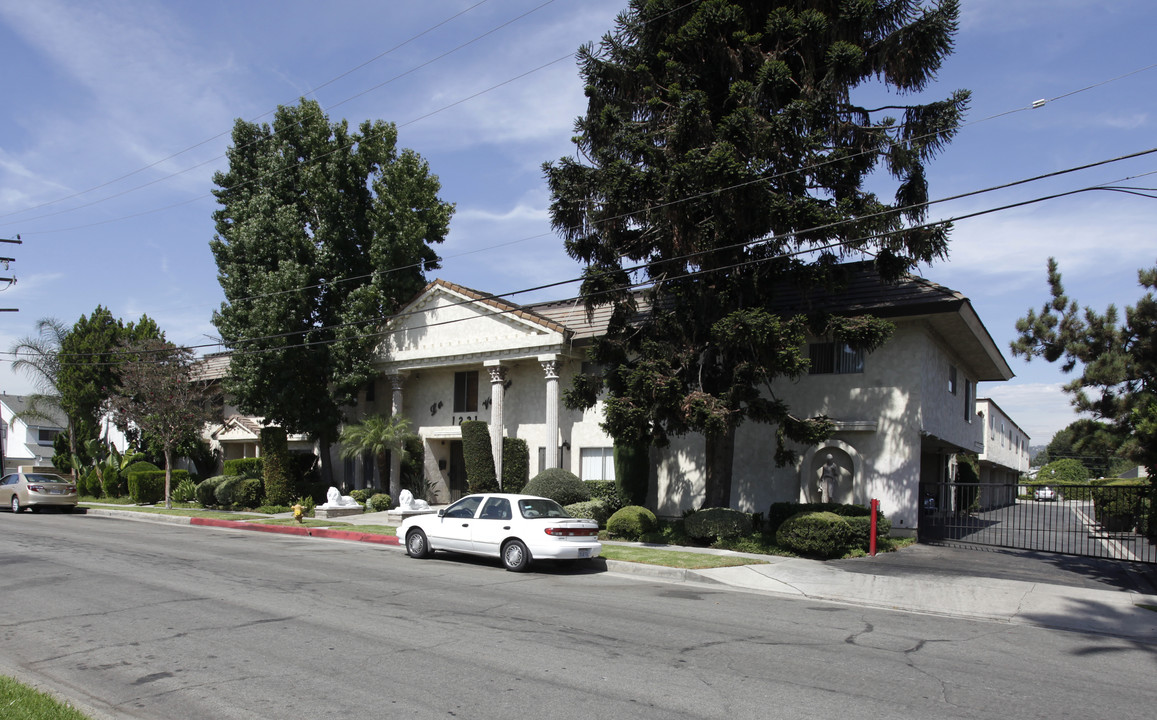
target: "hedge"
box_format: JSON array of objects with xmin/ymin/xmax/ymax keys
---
[
  {"xmin": 776, "ymin": 511, "xmax": 856, "ymax": 559},
  {"xmin": 564, "ymin": 500, "xmax": 611, "ymax": 527},
  {"xmin": 768, "ymin": 501, "xmax": 874, "ymax": 534},
  {"xmin": 224, "ymin": 457, "xmax": 263, "ymax": 478},
  {"xmin": 127, "ymin": 470, "xmax": 190, "ymax": 505},
  {"xmin": 523, "ymin": 468, "xmax": 590, "ymax": 506},
  {"xmin": 461, "ymin": 421, "xmax": 499, "ymax": 493},
  {"xmin": 606, "ymin": 505, "xmax": 657, "ymax": 540},
  {"xmin": 501, "ymin": 437, "xmax": 529, "ymax": 494},
  {"xmin": 260, "ymin": 427, "xmax": 293, "ymax": 506},
  {"xmin": 684, "ymin": 508, "xmax": 752, "ymax": 541}
]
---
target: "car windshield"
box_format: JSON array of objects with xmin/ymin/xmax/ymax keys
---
[
  {"xmin": 26, "ymin": 474, "xmax": 68, "ymax": 484},
  {"xmin": 517, "ymin": 498, "xmax": 569, "ymax": 519}
]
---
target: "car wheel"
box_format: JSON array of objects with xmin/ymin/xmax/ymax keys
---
[
  {"xmin": 406, "ymin": 529, "xmax": 432, "ymax": 559},
  {"xmin": 11, "ymin": 496, "xmax": 21, "ymax": 513},
  {"xmin": 502, "ymin": 540, "xmax": 531, "ymax": 572}
]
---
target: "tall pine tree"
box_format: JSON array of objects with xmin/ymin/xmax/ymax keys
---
[{"xmin": 545, "ymin": 0, "xmax": 968, "ymax": 507}]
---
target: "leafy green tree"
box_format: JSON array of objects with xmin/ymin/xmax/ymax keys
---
[
  {"xmin": 544, "ymin": 0, "xmax": 967, "ymax": 507},
  {"xmin": 338, "ymin": 414, "xmax": 414, "ymax": 504},
  {"xmin": 106, "ymin": 339, "xmax": 215, "ymax": 508},
  {"xmin": 1038, "ymin": 419, "xmax": 1129, "ymax": 478},
  {"xmin": 1012, "ymin": 259, "xmax": 1157, "ymax": 477},
  {"xmin": 210, "ymin": 98, "xmax": 453, "ymax": 483},
  {"xmin": 1038, "ymin": 458, "xmax": 1090, "ymax": 485}
]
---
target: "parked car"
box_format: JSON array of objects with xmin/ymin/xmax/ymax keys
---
[
  {"xmin": 0, "ymin": 472, "xmax": 78, "ymax": 513},
  {"xmin": 1034, "ymin": 486, "xmax": 1057, "ymax": 502},
  {"xmin": 397, "ymin": 493, "xmax": 602, "ymax": 572}
]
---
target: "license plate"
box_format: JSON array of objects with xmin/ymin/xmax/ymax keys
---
[
  {"xmin": 578, "ymin": 548, "xmax": 591, "ymax": 558},
  {"xmin": 49, "ymin": 489, "xmax": 63, "ymax": 495}
]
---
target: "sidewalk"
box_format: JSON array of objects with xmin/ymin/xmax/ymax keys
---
[{"xmin": 81, "ymin": 506, "xmax": 1157, "ymax": 643}]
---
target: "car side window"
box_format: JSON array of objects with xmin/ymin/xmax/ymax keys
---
[
  {"xmin": 0, "ymin": 475, "xmax": 13, "ymax": 486},
  {"xmin": 478, "ymin": 498, "xmax": 512, "ymax": 520},
  {"xmin": 444, "ymin": 497, "xmax": 481, "ymax": 519}
]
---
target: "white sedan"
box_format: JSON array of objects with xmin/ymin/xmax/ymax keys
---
[{"xmin": 397, "ymin": 493, "xmax": 602, "ymax": 572}]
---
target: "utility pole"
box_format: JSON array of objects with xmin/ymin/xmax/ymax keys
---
[{"xmin": 1, "ymin": 234, "xmax": 19, "ymax": 313}]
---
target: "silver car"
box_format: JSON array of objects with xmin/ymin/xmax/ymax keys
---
[{"xmin": 0, "ymin": 472, "xmax": 78, "ymax": 513}]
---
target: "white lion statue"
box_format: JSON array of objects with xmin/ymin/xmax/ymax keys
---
[{"xmin": 399, "ymin": 489, "xmax": 430, "ymax": 511}]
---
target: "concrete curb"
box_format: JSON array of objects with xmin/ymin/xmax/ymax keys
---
[{"xmin": 84, "ymin": 508, "xmax": 401, "ymax": 546}]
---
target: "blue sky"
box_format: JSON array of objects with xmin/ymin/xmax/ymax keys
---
[{"xmin": 1, "ymin": 0, "xmax": 1154, "ymax": 447}]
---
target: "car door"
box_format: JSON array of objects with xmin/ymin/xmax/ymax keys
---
[
  {"xmin": 0, "ymin": 475, "xmax": 15, "ymax": 506},
  {"xmin": 470, "ymin": 497, "xmax": 514, "ymax": 556},
  {"xmin": 427, "ymin": 496, "xmax": 482, "ymax": 552}
]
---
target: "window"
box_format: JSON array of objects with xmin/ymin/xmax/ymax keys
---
[
  {"xmin": 479, "ymin": 497, "xmax": 512, "ymax": 520},
  {"xmin": 580, "ymin": 447, "xmax": 615, "ymax": 482},
  {"xmin": 949, "ymin": 366, "xmax": 958, "ymax": 395},
  {"xmin": 964, "ymin": 379, "xmax": 974, "ymax": 422},
  {"xmin": 537, "ymin": 446, "xmax": 564, "ymax": 472},
  {"xmin": 37, "ymin": 428, "xmax": 61, "ymax": 446},
  {"xmin": 454, "ymin": 371, "xmax": 478, "ymax": 413},
  {"xmin": 808, "ymin": 342, "xmax": 864, "ymax": 375}
]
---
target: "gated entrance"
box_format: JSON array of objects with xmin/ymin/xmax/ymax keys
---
[{"xmin": 919, "ymin": 482, "xmax": 1156, "ymax": 564}]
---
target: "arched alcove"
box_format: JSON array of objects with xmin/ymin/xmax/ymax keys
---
[{"xmin": 799, "ymin": 440, "xmax": 863, "ymax": 505}]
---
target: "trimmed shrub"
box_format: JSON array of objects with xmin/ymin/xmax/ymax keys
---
[
  {"xmin": 196, "ymin": 476, "xmax": 230, "ymax": 507},
  {"xmin": 564, "ymin": 499, "xmax": 611, "ymax": 527},
  {"xmin": 614, "ymin": 441, "xmax": 650, "ymax": 506},
  {"xmin": 684, "ymin": 507, "xmax": 753, "ymax": 541},
  {"xmin": 523, "ymin": 468, "xmax": 590, "ymax": 506},
  {"xmin": 127, "ymin": 470, "xmax": 179, "ymax": 505},
  {"xmin": 368, "ymin": 493, "xmax": 391, "ymax": 512},
  {"xmin": 172, "ymin": 477, "xmax": 198, "ymax": 503},
  {"xmin": 462, "ymin": 421, "xmax": 499, "ymax": 493},
  {"xmin": 214, "ymin": 476, "xmax": 249, "ymax": 507},
  {"xmin": 586, "ymin": 480, "xmax": 627, "ymax": 513},
  {"xmin": 235, "ymin": 478, "xmax": 264, "ymax": 509},
  {"xmin": 844, "ymin": 513, "xmax": 891, "ymax": 551},
  {"xmin": 79, "ymin": 468, "xmax": 102, "ymax": 498},
  {"xmin": 606, "ymin": 505, "xmax": 657, "ymax": 540},
  {"xmin": 350, "ymin": 489, "xmax": 371, "ymax": 503},
  {"xmin": 1038, "ymin": 458, "xmax": 1091, "ymax": 485},
  {"xmin": 261, "ymin": 427, "xmax": 293, "ymax": 506},
  {"xmin": 501, "ymin": 437, "xmax": 530, "ymax": 494},
  {"xmin": 224, "ymin": 457, "xmax": 264, "ymax": 478},
  {"xmin": 768, "ymin": 502, "xmax": 873, "ymax": 534},
  {"xmin": 776, "ymin": 511, "xmax": 856, "ymax": 559},
  {"xmin": 1091, "ymin": 480, "xmax": 1147, "ymax": 532}
]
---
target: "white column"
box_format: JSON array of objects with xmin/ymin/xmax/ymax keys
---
[
  {"xmin": 541, "ymin": 357, "xmax": 560, "ymax": 469},
  {"xmin": 486, "ymin": 363, "xmax": 507, "ymax": 484},
  {"xmin": 388, "ymin": 373, "xmax": 405, "ymax": 497}
]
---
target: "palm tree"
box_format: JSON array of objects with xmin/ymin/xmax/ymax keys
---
[
  {"xmin": 9, "ymin": 318, "xmax": 76, "ymax": 473},
  {"xmin": 338, "ymin": 414, "xmax": 413, "ymax": 506}
]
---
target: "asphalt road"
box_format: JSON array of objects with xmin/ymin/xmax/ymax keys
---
[{"xmin": 2, "ymin": 512, "xmax": 1155, "ymax": 720}]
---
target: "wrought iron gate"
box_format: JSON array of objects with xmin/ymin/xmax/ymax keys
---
[{"xmin": 919, "ymin": 482, "xmax": 1156, "ymax": 564}]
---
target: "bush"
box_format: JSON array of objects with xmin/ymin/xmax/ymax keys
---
[
  {"xmin": 127, "ymin": 471, "xmax": 173, "ymax": 505},
  {"xmin": 585, "ymin": 480, "xmax": 627, "ymax": 513},
  {"xmin": 775, "ymin": 511, "xmax": 856, "ymax": 559},
  {"xmin": 236, "ymin": 478, "xmax": 265, "ymax": 509},
  {"xmin": 1091, "ymin": 480, "xmax": 1146, "ymax": 532},
  {"xmin": 1038, "ymin": 458, "xmax": 1091, "ymax": 485},
  {"xmin": 294, "ymin": 494, "xmax": 316, "ymax": 517},
  {"xmin": 684, "ymin": 507, "xmax": 753, "ymax": 541},
  {"xmin": 843, "ymin": 513, "xmax": 891, "ymax": 551},
  {"xmin": 462, "ymin": 421, "xmax": 499, "ymax": 493},
  {"xmin": 523, "ymin": 468, "xmax": 591, "ymax": 506},
  {"xmin": 768, "ymin": 502, "xmax": 872, "ymax": 534},
  {"xmin": 564, "ymin": 499, "xmax": 611, "ymax": 527},
  {"xmin": 261, "ymin": 427, "xmax": 294, "ymax": 506},
  {"xmin": 195, "ymin": 475, "xmax": 233, "ymax": 507},
  {"xmin": 214, "ymin": 476, "xmax": 249, "ymax": 507},
  {"xmin": 501, "ymin": 437, "xmax": 530, "ymax": 494},
  {"xmin": 606, "ymin": 505, "xmax": 658, "ymax": 540},
  {"xmin": 172, "ymin": 477, "xmax": 198, "ymax": 503},
  {"xmin": 224, "ymin": 457, "xmax": 264, "ymax": 478},
  {"xmin": 350, "ymin": 489, "xmax": 371, "ymax": 503},
  {"xmin": 368, "ymin": 493, "xmax": 391, "ymax": 512},
  {"xmin": 79, "ymin": 468, "xmax": 102, "ymax": 498}
]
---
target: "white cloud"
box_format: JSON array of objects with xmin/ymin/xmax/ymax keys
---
[{"xmin": 980, "ymin": 382, "xmax": 1081, "ymax": 444}]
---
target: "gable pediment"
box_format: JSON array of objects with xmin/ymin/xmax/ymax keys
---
[{"xmin": 380, "ymin": 280, "xmax": 569, "ymax": 367}]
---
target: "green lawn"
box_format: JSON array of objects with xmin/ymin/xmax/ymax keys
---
[
  {"xmin": 600, "ymin": 545, "xmax": 769, "ymax": 569},
  {"xmin": 0, "ymin": 676, "xmax": 92, "ymax": 720}
]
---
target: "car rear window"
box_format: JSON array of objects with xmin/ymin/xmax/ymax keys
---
[
  {"xmin": 26, "ymin": 474, "xmax": 69, "ymax": 484},
  {"xmin": 518, "ymin": 499, "xmax": 569, "ymax": 519}
]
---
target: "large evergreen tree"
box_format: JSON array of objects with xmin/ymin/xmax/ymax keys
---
[
  {"xmin": 1012, "ymin": 259, "xmax": 1157, "ymax": 477},
  {"xmin": 545, "ymin": 0, "xmax": 968, "ymax": 507},
  {"xmin": 210, "ymin": 99, "xmax": 453, "ymax": 482}
]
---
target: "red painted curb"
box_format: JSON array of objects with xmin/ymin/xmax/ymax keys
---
[{"xmin": 188, "ymin": 517, "xmax": 399, "ymax": 545}]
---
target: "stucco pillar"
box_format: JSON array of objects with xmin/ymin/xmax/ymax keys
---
[
  {"xmin": 541, "ymin": 357, "xmax": 560, "ymax": 469},
  {"xmin": 486, "ymin": 363, "xmax": 507, "ymax": 484},
  {"xmin": 387, "ymin": 373, "xmax": 405, "ymax": 495}
]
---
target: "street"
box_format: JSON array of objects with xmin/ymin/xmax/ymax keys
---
[{"xmin": 2, "ymin": 512, "xmax": 1154, "ymax": 719}]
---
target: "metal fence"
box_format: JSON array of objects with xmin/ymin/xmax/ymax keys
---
[{"xmin": 918, "ymin": 482, "xmax": 1156, "ymax": 564}]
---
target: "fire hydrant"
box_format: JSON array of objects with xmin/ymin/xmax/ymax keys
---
[{"xmin": 292, "ymin": 503, "xmax": 305, "ymax": 523}]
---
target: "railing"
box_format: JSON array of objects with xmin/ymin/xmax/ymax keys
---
[{"xmin": 918, "ymin": 482, "xmax": 1156, "ymax": 564}]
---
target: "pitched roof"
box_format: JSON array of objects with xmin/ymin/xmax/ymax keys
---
[
  {"xmin": 420, "ymin": 279, "xmax": 570, "ymax": 336},
  {"xmin": 0, "ymin": 394, "xmax": 68, "ymax": 428}
]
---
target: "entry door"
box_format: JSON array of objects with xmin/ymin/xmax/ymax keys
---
[{"xmin": 449, "ymin": 440, "xmax": 467, "ymax": 501}]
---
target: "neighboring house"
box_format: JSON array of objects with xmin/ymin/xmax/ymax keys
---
[
  {"xmin": 975, "ymin": 398, "xmax": 1031, "ymax": 507},
  {"xmin": 0, "ymin": 393, "xmax": 66, "ymax": 475},
  {"xmin": 196, "ymin": 263, "xmax": 1023, "ymax": 537}
]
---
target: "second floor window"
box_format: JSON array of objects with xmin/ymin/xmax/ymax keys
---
[
  {"xmin": 454, "ymin": 371, "xmax": 478, "ymax": 413},
  {"xmin": 808, "ymin": 342, "xmax": 864, "ymax": 375},
  {"xmin": 37, "ymin": 428, "xmax": 61, "ymax": 446}
]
